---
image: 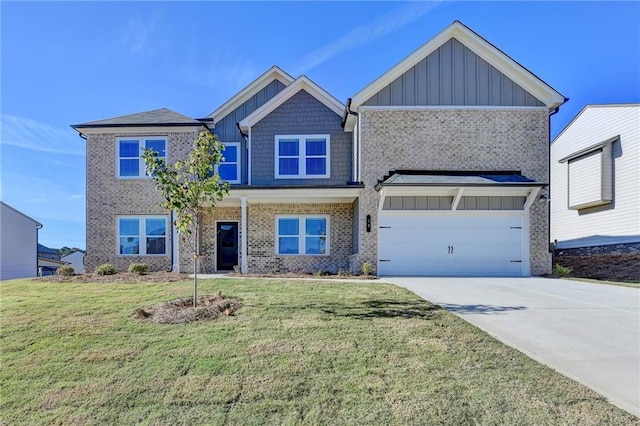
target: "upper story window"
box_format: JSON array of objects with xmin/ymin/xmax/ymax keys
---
[
  {"xmin": 118, "ymin": 216, "xmax": 167, "ymax": 256},
  {"xmin": 117, "ymin": 137, "xmax": 167, "ymax": 178},
  {"xmin": 275, "ymin": 135, "xmax": 330, "ymax": 179},
  {"xmin": 216, "ymin": 142, "xmax": 241, "ymax": 184}
]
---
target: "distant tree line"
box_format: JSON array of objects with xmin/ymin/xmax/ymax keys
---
[{"xmin": 58, "ymin": 247, "xmax": 86, "ymax": 257}]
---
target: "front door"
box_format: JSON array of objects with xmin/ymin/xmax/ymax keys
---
[{"xmin": 216, "ymin": 222, "xmax": 238, "ymax": 271}]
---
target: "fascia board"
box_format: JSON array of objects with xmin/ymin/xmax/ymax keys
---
[
  {"xmin": 351, "ymin": 21, "xmax": 564, "ymax": 110},
  {"xmin": 77, "ymin": 125, "xmax": 204, "ymax": 134},
  {"xmin": 238, "ymin": 76, "xmax": 345, "ymax": 132},
  {"xmin": 207, "ymin": 66, "xmax": 295, "ymax": 123}
]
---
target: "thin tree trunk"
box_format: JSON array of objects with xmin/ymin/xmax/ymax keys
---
[{"xmin": 193, "ymin": 214, "xmax": 199, "ymax": 307}]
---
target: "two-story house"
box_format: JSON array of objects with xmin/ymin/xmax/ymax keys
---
[{"xmin": 73, "ymin": 21, "xmax": 565, "ymax": 276}]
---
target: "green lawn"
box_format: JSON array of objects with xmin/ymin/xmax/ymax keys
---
[{"xmin": 1, "ymin": 277, "xmax": 635, "ymax": 425}]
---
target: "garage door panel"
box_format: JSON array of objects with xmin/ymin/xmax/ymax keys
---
[{"xmin": 378, "ymin": 212, "xmax": 526, "ymax": 276}]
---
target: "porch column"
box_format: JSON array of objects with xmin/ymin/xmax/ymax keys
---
[{"xmin": 241, "ymin": 196, "xmax": 248, "ymax": 273}]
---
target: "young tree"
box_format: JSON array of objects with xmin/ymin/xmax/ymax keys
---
[{"xmin": 143, "ymin": 129, "xmax": 230, "ymax": 307}]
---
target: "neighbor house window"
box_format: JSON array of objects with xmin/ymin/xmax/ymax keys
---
[
  {"xmin": 118, "ymin": 216, "xmax": 167, "ymax": 255},
  {"xmin": 117, "ymin": 137, "xmax": 167, "ymax": 178},
  {"xmin": 275, "ymin": 135, "xmax": 330, "ymax": 178},
  {"xmin": 216, "ymin": 142, "xmax": 241, "ymax": 184},
  {"xmin": 559, "ymin": 136, "xmax": 616, "ymax": 210},
  {"xmin": 276, "ymin": 215, "xmax": 329, "ymax": 255}
]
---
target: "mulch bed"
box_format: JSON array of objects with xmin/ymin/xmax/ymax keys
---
[
  {"xmin": 554, "ymin": 253, "xmax": 640, "ymax": 282},
  {"xmin": 133, "ymin": 293, "xmax": 243, "ymax": 324},
  {"xmin": 227, "ymin": 272, "xmax": 378, "ymax": 280},
  {"xmin": 35, "ymin": 272, "xmax": 189, "ymax": 283}
]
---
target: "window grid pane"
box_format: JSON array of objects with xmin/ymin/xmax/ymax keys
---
[
  {"xmin": 278, "ymin": 218, "xmax": 299, "ymax": 236},
  {"xmin": 305, "ymin": 139, "xmax": 326, "ymax": 156},
  {"xmin": 305, "ymin": 158, "xmax": 326, "ymax": 175},
  {"xmin": 146, "ymin": 218, "xmax": 166, "ymax": 236},
  {"xmin": 146, "ymin": 237, "xmax": 166, "ymax": 255},
  {"xmin": 119, "ymin": 140, "xmax": 139, "ymax": 157},
  {"xmin": 279, "ymin": 158, "xmax": 299, "ymax": 175},
  {"xmin": 222, "ymin": 145, "xmax": 238, "ymax": 163},
  {"xmin": 305, "ymin": 237, "xmax": 326, "ymax": 255},
  {"xmin": 278, "ymin": 237, "xmax": 299, "ymax": 254},
  {"xmin": 279, "ymin": 139, "xmax": 299, "ymax": 156},
  {"xmin": 219, "ymin": 164, "xmax": 238, "ymax": 181},
  {"xmin": 145, "ymin": 140, "xmax": 166, "ymax": 158}
]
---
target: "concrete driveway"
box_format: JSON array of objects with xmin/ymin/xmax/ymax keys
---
[{"xmin": 385, "ymin": 277, "xmax": 640, "ymax": 417}]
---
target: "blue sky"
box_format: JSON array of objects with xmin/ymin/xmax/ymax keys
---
[{"xmin": 1, "ymin": 1, "xmax": 639, "ymax": 250}]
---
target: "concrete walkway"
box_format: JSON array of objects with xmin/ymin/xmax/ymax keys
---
[{"xmin": 385, "ymin": 277, "xmax": 640, "ymax": 417}]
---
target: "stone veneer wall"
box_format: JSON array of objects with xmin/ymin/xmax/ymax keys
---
[
  {"xmin": 247, "ymin": 203, "xmax": 352, "ymax": 273},
  {"xmin": 85, "ymin": 130, "xmax": 199, "ymax": 272},
  {"xmin": 555, "ymin": 242, "xmax": 640, "ymax": 257},
  {"xmin": 354, "ymin": 108, "xmax": 551, "ymax": 275}
]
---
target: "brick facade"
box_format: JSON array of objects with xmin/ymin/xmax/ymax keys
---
[
  {"xmin": 352, "ymin": 108, "xmax": 552, "ymax": 275},
  {"xmin": 245, "ymin": 203, "xmax": 352, "ymax": 273},
  {"xmin": 85, "ymin": 129, "xmax": 199, "ymax": 273}
]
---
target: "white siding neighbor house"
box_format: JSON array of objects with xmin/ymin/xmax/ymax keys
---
[
  {"xmin": 0, "ymin": 201, "xmax": 43, "ymax": 280},
  {"xmin": 61, "ymin": 251, "xmax": 85, "ymax": 274},
  {"xmin": 550, "ymin": 104, "xmax": 640, "ymax": 253}
]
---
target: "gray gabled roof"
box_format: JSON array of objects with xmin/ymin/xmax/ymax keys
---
[{"xmin": 72, "ymin": 108, "xmax": 204, "ymax": 129}]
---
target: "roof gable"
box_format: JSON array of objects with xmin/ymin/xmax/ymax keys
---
[
  {"xmin": 350, "ymin": 20, "xmax": 565, "ymax": 112},
  {"xmin": 207, "ymin": 65, "xmax": 294, "ymax": 124},
  {"xmin": 72, "ymin": 108, "xmax": 202, "ymax": 129},
  {"xmin": 363, "ymin": 37, "xmax": 544, "ymax": 108},
  {"xmin": 238, "ymin": 76, "xmax": 344, "ymax": 132}
]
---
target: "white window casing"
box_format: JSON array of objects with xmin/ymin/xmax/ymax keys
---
[
  {"xmin": 117, "ymin": 216, "xmax": 168, "ymax": 256},
  {"xmin": 116, "ymin": 137, "xmax": 167, "ymax": 179},
  {"xmin": 274, "ymin": 134, "xmax": 330, "ymax": 179},
  {"xmin": 216, "ymin": 142, "xmax": 241, "ymax": 184},
  {"xmin": 275, "ymin": 215, "xmax": 330, "ymax": 256}
]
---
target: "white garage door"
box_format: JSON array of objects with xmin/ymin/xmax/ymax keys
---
[{"xmin": 378, "ymin": 212, "xmax": 526, "ymax": 276}]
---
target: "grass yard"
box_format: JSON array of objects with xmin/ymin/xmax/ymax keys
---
[{"xmin": 1, "ymin": 278, "xmax": 636, "ymax": 425}]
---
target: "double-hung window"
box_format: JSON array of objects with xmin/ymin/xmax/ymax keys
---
[
  {"xmin": 216, "ymin": 142, "xmax": 241, "ymax": 184},
  {"xmin": 118, "ymin": 216, "xmax": 167, "ymax": 255},
  {"xmin": 276, "ymin": 215, "xmax": 329, "ymax": 255},
  {"xmin": 117, "ymin": 137, "xmax": 167, "ymax": 178},
  {"xmin": 275, "ymin": 135, "xmax": 330, "ymax": 178}
]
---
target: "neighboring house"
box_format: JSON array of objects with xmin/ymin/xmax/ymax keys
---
[
  {"xmin": 550, "ymin": 104, "xmax": 640, "ymax": 255},
  {"xmin": 72, "ymin": 21, "xmax": 565, "ymax": 276},
  {"xmin": 0, "ymin": 201, "xmax": 42, "ymax": 280},
  {"xmin": 38, "ymin": 243, "xmax": 61, "ymax": 261},
  {"xmin": 61, "ymin": 251, "xmax": 85, "ymax": 274},
  {"xmin": 38, "ymin": 257, "xmax": 69, "ymax": 276}
]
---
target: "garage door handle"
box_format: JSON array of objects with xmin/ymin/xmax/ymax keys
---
[
  {"xmin": 379, "ymin": 259, "xmax": 391, "ymax": 262},
  {"xmin": 510, "ymin": 260, "xmax": 522, "ymax": 263},
  {"xmin": 379, "ymin": 226, "xmax": 391, "ymax": 229}
]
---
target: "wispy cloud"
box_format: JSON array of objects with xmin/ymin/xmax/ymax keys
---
[
  {"xmin": 120, "ymin": 9, "xmax": 164, "ymax": 55},
  {"xmin": 291, "ymin": 2, "xmax": 442, "ymax": 75},
  {"xmin": 0, "ymin": 115, "xmax": 85, "ymax": 156}
]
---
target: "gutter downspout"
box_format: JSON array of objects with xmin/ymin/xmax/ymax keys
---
[
  {"xmin": 547, "ymin": 97, "xmax": 569, "ymax": 260},
  {"xmin": 167, "ymin": 210, "xmax": 174, "ymax": 272},
  {"xmin": 342, "ymin": 98, "xmax": 360, "ymax": 182},
  {"xmin": 36, "ymin": 223, "xmax": 43, "ymax": 277}
]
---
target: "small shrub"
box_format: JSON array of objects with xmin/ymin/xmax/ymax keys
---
[
  {"xmin": 337, "ymin": 268, "xmax": 350, "ymax": 277},
  {"xmin": 553, "ymin": 264, "xmax": 573, "ymax": 277},
  {"xmin": 95, "ymin": 263, "xmax": 117, "ymax": 276},
  {"xmin": 56, "ymin": 265, "xmax": 75, "ymax": 276},
  {"xmin": 128, "ymin": 263, "xmax": 149, "ymax": 275},
  {"xmin": 361, "ymin": 261, "xmax": 373, "ymax": 276}
]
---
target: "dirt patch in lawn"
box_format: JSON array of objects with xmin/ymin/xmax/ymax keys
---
[
  {"xmin": 133, "ymin": 293, "xmax": 243, "ymax": 324},
  {"xmin": 35, "ymin": 271, "xmax": 189, "ymax": 284},
  {"xmin": 553, "ymin": 253, "xmax": 639, "ymax": 283}
]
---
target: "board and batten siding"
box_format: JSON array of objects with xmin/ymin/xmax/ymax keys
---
[
  {"xmin": 213, "ymin": 79, "xmax": 287, "ymax": 185},
  {"xmin": 550, "ymin": 105, "xmax": 640, "ymax": 248},
  {"xmin": 0, "ymin": 202, "xmax": 41, "ymax": 280},
  {"xmin": 363, "ymin": 38, "xmax": 543, "ymax": 107}
]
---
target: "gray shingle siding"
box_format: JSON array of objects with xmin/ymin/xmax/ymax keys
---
[
  {"xmin": 251, "ymin": 90, "xmax": 353, "ymax": 186},
  {"xmin": 214, "ymin": 79, "xmax": 286, "ymax": 184},
  {"xmin": 363, "ymin": 38, "xmax": 544, "ymax": 107}
]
